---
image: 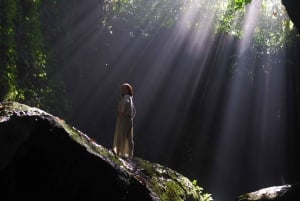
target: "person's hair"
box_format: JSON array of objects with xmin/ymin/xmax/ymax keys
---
[{"xmin": 122, "ymin": 83, "xmax": 133, "ymax": 96}]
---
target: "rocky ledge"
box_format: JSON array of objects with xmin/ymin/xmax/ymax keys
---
[
  {"xmin": 236, "ymin": 183, "xmax": 300, "ymax": 201},
  {"xmin": 0, "ymin": 102, "xmax": 212, "ymax": 201}
]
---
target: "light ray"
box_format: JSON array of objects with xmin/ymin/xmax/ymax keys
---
[
  {"xmin": 209, "ymin": 0, "xmax": 292, "ymax": 199},
  {"xmin": 58, "ymin": 0, "xmax": 298, "ymax": 200}
]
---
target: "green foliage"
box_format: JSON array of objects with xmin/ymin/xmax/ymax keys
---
[
  {"xmin": 102, "ymin": 0, "xmax": 297, "ymax": 51},
  {"xmin": 192, "ymin": 179, "xmax": 213, "ymax": 201},
  {"xmin": 252, "ymin": 0, "xmax": 295, "ymax": 54},
  {"xmin": 103, "ymin": 0, "xmax": 181, "ymax": 37},
  {"xmin": 215, "ymin": 0, "xmax": 245, "ymax": 37},
  {"xmin": 0, "ymin": 1, "xmax": 18, "ymax": 100},
  {"xmin": 0, "ymin": 0, "xmax": 70, "ymax": 117},
  {"xmin": 234, "ymin": 0, "xmax": 252, "ymax": 10}
]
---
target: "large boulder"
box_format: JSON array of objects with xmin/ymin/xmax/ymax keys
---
[{"xmin": 0, "ymin": 102, "xmax": 212, "ymax": 201}]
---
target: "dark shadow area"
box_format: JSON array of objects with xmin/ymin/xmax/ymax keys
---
[{"xmin": 0, "ymin": 115, "xmax": 152, "ymax": 201}]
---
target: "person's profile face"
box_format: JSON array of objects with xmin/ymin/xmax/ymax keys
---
[{"xmin": 121, "ymin": 85, "xmax": 128, "ymax": 96}]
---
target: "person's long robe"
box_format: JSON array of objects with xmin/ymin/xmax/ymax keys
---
[{"xmin": 113, "ymin": 94, "xmax": 136, "ymax": 157}]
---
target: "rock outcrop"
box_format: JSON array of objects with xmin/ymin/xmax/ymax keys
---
[
  {"xmin": 0, "ymin": 102, "xmax": 212, "ymax": 201},
  {"xmin": 236, "ymin": 183, "xmax": 300, "ymax": 201}
]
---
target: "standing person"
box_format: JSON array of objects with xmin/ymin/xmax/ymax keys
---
[{"xmin": 113, "ymin": 83, "xmax": 136, "ymax": 157}]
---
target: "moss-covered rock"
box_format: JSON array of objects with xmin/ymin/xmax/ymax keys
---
[
  {"xmin": 236, "ymin": 184, "xmax": 300, "ymax": 201},
  {"xmin": 0, "ymin": 102, "xmax": 212, "ymax": 201}
]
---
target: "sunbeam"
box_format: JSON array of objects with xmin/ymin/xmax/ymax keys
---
[
  {"xmin": 51, "ymin": 0, "xmax": 299, "ymax": 200},
  {"xmin": 209, "ymin": 0, "xmax": 293, "ymax": 200}
]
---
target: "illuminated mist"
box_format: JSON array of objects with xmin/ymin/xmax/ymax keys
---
[{"xmin": 54, "ymin": 0, "xmax": 300, "ymax": 200}]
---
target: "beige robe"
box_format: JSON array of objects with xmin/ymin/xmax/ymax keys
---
[{"xmin": 113, "ymin": 94, "xmax": 136, "ymax": 157}]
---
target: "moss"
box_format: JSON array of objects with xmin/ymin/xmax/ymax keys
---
[{"xmin": 128, "ymin": 158, "xmax": 213, "ymax": 201}]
